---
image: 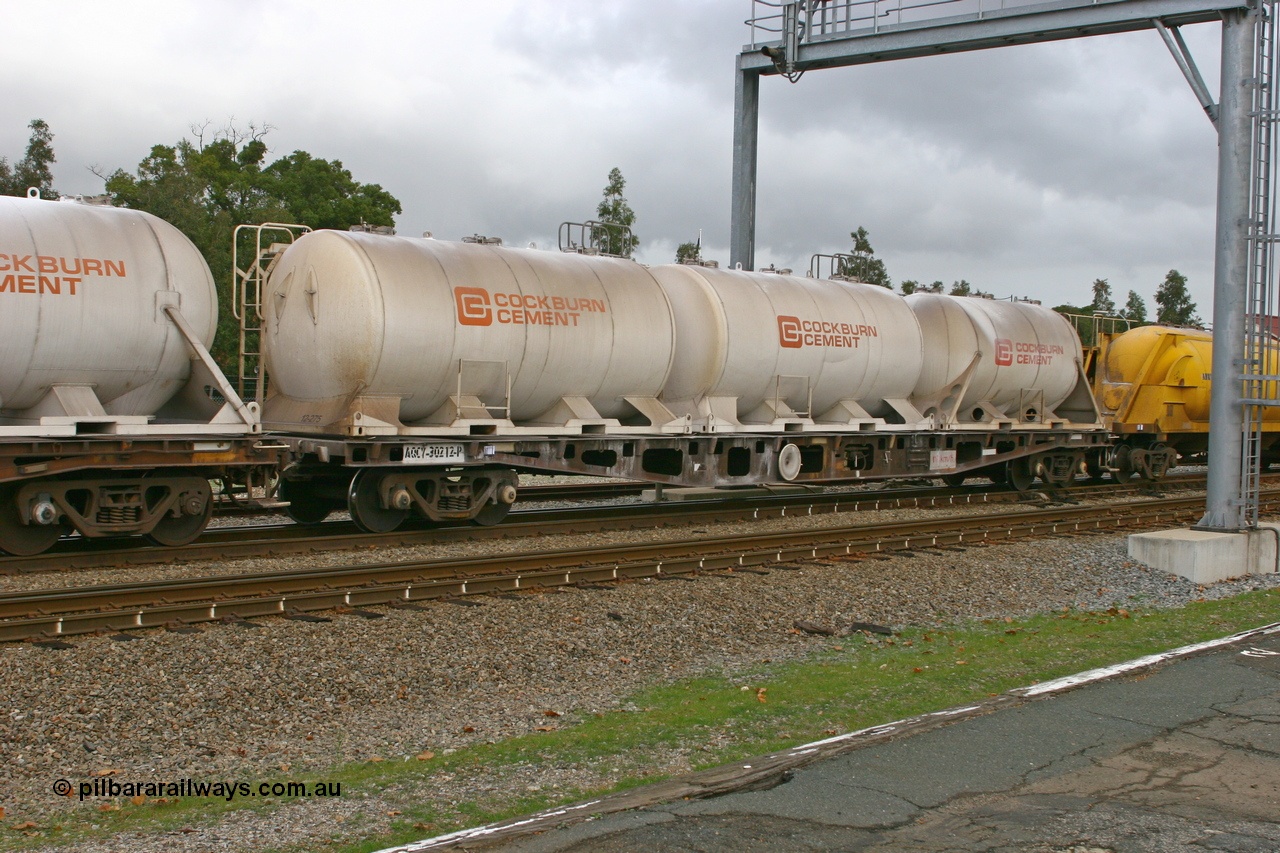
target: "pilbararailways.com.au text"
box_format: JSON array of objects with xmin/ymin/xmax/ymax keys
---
[{"xmin": 54, "ymin": 777, "xmax": 342, "ymax": 802}]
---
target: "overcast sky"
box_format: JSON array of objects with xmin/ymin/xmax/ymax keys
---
[{"xmin": 3, "ymin": 0, "xmax": 1224, "ymax": 312}]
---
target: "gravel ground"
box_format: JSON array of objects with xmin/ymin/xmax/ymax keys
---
[{"xmin": 2, "ymin": 502, "xmax": 1277, "ymax": 852}]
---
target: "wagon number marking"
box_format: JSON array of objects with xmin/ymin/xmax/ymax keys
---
[{"xmin": 403, "ymin": 444, "xmax": 466, "ymax": 464}]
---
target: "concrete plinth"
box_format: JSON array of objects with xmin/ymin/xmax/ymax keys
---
[{"xmin": 1128, "ymin": 523, "xmax": 1280, "ymax": 584}]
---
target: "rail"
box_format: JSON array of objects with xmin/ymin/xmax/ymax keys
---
[
  {"xmin": 0, "ymin": 478, "xmax": 1021, "ymax": 572},
  {"xmin": 0, "ymin": 472, "xmax": 1226, "ymax": 573},
  {"xmin": 3, "ymin": 487, "xmax": 1273, "ymax": 642}
]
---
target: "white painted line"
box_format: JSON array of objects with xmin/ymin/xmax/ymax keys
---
[
  {"xmin": 1013, "ymin": 621, "xmax": 1280, "ymax": 698},
  {"xmin": 374, "ymin": 800, "xmax": 604, "ymax": 852}
]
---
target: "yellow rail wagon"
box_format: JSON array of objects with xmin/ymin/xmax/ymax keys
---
[{"xmin": 1090, "ymin": 324, "xmax": 1280, "ymax": 479}]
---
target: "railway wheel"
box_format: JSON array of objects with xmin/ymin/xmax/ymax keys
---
[
  {"xmin": 280, "ymin": 479, "xmax": 334, "ymax": 525},
  {"xmin": 1112, "ymin": 445, "xmax": 1135, "ymax": 485},
  {"xmin": 941, "ymin": 473, "xmax": 967, "ymax": 488},
  {"xmin": 1085, "ymin": 453, "xmax": 1107, "ymax": 483},
  {"xmin": 1141, "ymin": 442, "xmax": 1172, "ymax": 482},
  {"xmin": 146, "ymin": 483, "xmax": 214, "ymax": 547},
  {"xmin": 0, "ymin": 485, "xmax": 67, "ymax": 556},
  {"xmin": 473, "ymin": 500, "xmax": 512, "ymax": 526},
  {"xmin": 1006, "ymin": 457, "xmax": 1036, "ymax": 492},
  {"xmin": 473, "ymin": 481, "xmax": 516, "ymax": 526},
  {"xmin": 347, "ymin": 470, "xmax": 409, "ymax": 534}
]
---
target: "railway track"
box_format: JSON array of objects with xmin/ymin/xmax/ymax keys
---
[
  {"xmin": 4, "ymin": 487, "xmax": 1273, "ymax": 644},
  {"xmin": 0, "ymin": 475, "xmax": 1213, "ymax": 573}
]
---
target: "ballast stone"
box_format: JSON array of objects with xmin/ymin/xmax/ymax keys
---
[{"xmin": 1128, "ymin": 523, "xmax": 1280, "ymax": 584}]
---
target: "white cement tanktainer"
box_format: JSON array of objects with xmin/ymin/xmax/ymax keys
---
[
  {"xmin": 905, "ymin": 293, "xmax": 1083, "ymax": 422},
  {"xmin": 260, "ymin": 231, "xmax": 678, "ymax": 430},
  {"xmin": 650, "ymin": 265, "xmax": 924, "ymax": 426},
  {"xmin": 0, "ymin": 194, "xmax": 218, "ymax": 418}
]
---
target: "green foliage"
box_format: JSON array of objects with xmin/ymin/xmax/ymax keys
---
[
  {"xmin": 850, "ymin": 227, "xmax": 873, "ymax": 255},
  {"xmin": 1155, "ymin": 269, "xmax": 1201, "ymax": 326},
  {"xmin": 594, "ymin": 167, "xmax": 639, "ymax": 258},
  {"xmin": 837, "ymin": 226, "xmax": 891, "ymax": 288},
  {"xmin": 675, "ymin": 240, "xmax": 701, "ymax": 264},
  {"xmin": 104, "ymin": 124, "xmax": 401, "ymax": 371},
  {"xmin": 926, "ymin": 280, "xmax": 944, "ymax": 293},
  {"xmin": 1123, "ymin": 290, "xmax": 1148, "ymax": 325},
  {"xmin": 1090, "ymin": 278, "xmax": 1116, "ymax": 315},
  {"xmin": 899, "ymin": 279, "xmax": 919, "ymax": 295},
  {"xmin": 1056, "ymin": 282, "xmax": 1146, "ymax": 344},
  {"xmin": 0, "ymin": 119, "xmax": 57, "ymax": 199},
  {"xmin": 262, "ymin": 151, "xmax": 399, "ymax": 230},
  {"xmin": 948, "ymin": 279, "xmax": 971, "ymax": 296}
]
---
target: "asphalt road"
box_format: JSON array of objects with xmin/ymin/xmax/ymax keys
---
[{"xmin": 460, "ymin": 626, "xmax": 1280, "ymax": 853}]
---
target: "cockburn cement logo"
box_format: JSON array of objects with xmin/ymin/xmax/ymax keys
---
[
  {"xmin": 777, "ymin": 315, "xmax": 878, "ymax": 349},
  {"xmin": 454, "ymin": 287, "xmax": 607, "ymax": 327},
  {"xmin": 0, "ymin": 253, "xmax": 126, "ymax": 296},
  {"xmin": 995, "ymin": 338, "xmax": 1014, "ymax": 366},
  {"xmin": 994, "ymin": 338, "xmax": 1062, "ymax": 366}
]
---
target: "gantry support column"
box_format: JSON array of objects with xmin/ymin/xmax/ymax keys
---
[
  {"xmin": 730, "ymin": 60, "xmax": 760, "ymax": 271},
  {"xmin": 1200, "ymin": 6, "xmax": 1255, "ymax": 531}
]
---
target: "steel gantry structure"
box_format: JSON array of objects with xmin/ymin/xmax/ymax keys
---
[{"xmin": 732, "ymin": 0, "xmax": 1279, "ymax": 532}]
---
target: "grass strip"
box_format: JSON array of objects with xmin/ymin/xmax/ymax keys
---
[{"xmin": 9, "ymin": 589, "xmax": 1277, "ymax": 852}]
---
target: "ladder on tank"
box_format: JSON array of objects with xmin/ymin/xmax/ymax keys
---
[
  {"xmin": 1243, "ymin": 0, "xmax": 1280, "ymax": 528},
  {"xmin": 232, "ymin": 223, "xmax": 311, "ymax": 404}
]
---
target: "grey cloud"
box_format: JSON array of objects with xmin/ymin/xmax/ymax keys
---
[{"xmin": 0, "ymin": 0, "xmax": 1223, "ymax": 310}]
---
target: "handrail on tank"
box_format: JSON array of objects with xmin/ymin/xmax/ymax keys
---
[
  {"xmin": 809, "ymin": 252, "xmax": 859, "ymax": 281},
  {"xmin": 232, "ymin": 222, "xmax": 312, "ymax": 404},
  {"xmin": 773, "ymin": 373, "xmax": 812, "ymax": 419},
  {"xmin": 457, "ymin": 359, "xmax": 512, "ymax": 420},
  {"xmin": 1060, "ymin": 311, "xmax": 1133, "ymax": 350},
  {"xmin": 811, "ymin": 251, "xmax": 896, "ymax": 285},
  {"xmin": 1061, "ymin": 311, "xmax": 1133, "ymax": 337},
  {"xmin": 558, "ymin": 220, "xmax": 634, "ymax": 258},
  {"xmin": 231, "ymin": 223, "xmax": 312, "ymax": 322}
]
